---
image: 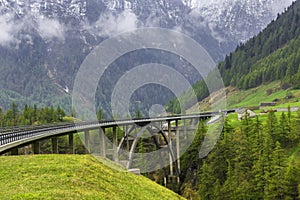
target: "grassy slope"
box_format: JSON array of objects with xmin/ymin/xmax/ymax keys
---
[
  {"xmin": 0, "ymin": 155, "xmax": 184, "ymax": 200},
  {"xmin": 189, "ymin": 81, "xmax": 300, "ymax": 112}
]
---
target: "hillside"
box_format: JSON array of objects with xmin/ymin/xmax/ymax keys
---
[
  {"xmin": 167, "ymin": 0, "xmax": 300, "ymax": 113},
  {"xmin": 0, "ymin": 155, "xmax": 184, "ymax": 199},
  {"xmin": 186, "ymin": 81, "xmax": 300, "ymax": 112},
  {"xmin": 219, "ymin": 0, "xmax": 300, "ymax": 89}
]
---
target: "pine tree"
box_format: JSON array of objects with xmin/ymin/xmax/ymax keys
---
[
  {"xmin": 135, "ymin": 109, "xmax": 142, "ymax": 118},
  {"xmin": 56, "ymin": 106, "xmax": 65, "ymax": 122},
  {"xmin": 279, "ymin": 112, "xmax": 289, "ymax": 147},
  {"xmin": 199, "ymin": 161, "xmax": 215, "ymax": 200},
  {"xmin": 221, "ymin": 161, "xmax": 235, "ymax": 199},
  {"xmin": 231, "ymin": 128, "xmax": 252, "ymax": 199},
  {"xmin": 33, "ymin": 104, "xmax": 38, "ymax": 123},
  {"xmin": 97, "ymin": 108, "xmax": 104, "ymax": 121},
  {"xmin": 248, "ymin": 117, "xmax": 267, "ymax": 198},
  {"xmin": 266, "ymin": 110, "xmax": 279, "ymax": 143},
  {"xmin": 11, "ymin": 102, "xmax": 19, "ymax": 126},
  {"xmin": 212, "ymin": 179, "xmax": 221, "ymax": 200},
  {"xmin": 264, "ymin": 141, "xmax": 287, "ymax": 199},
  {"xmin": 289, "ymin": 109, "xmax": 300, "ymax": 147},
  {"xmin": 284, "ymin": 158, "xmax": 300, "ymax": 199}
]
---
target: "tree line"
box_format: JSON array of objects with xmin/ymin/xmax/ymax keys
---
[{"xmin": 0, "ymin": 102, "xmax": 66, "ymax": 127}]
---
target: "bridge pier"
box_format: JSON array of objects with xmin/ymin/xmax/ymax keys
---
[
  {"xmin": 33, "ymin": 141, "xmax": 40, "ymax": 154},
  {"xmin": 168, "ymin": 120, "xmax": 173, "ymax": 176},
  {"xmin": 175, "ymin": 120, "xmax": 180, "ymax": 184},
  {"xmin": 84, "ymin": 130, "xmax": 90, "ymax": 153},
  {"xmin": 11, "ymin": 148, "xmax": 18, "ymax": 156},
  {"xmin": 68, "ymin": 133, "xmax": 74, "ymax": 154},
  {"xmin": 183, "ymin": 119, "xmax": 187, "ymax": 140},
  {"xmin": 99, "ymin": 128, "xmax": 106, "ymax": 157},
  {"xmin": 52, "ymin": 137, "xmax": 58, "ymax": 154},
  {"xmin": 113, "ymin": 127, "xmax": 118, "ymax": 161}
]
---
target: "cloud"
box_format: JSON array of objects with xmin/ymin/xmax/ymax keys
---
[
  {"xmin": 0, "ymin": 8, "xmax": 66, "ymax": 46},
  {"xmin": 0, "ymin": 13, "xmax": 23, "ymax": 46},
  {"xmin": 36, "ymin": 17, "xmax": 65, "ymax": 41},
  {"xmin": 86, "ymin": 10, "xmax": 139, "ymax": 37},
  {"xmin": 0, "ymin": 17, "xmax": 14, "ymax": 45}
]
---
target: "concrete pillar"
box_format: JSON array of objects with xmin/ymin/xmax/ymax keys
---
[
  {"xmin": 52, "ymin": 137, "xmax": 58, "ymax": 154},
  {"xmin": 126, "ymin": 125, "xmax": 130, "ymax": 151},
  {"xmin": 113, "ymin": 126, "xmax": 118, "ymax": 161},
  {"xmin": 190, "ymin": 118, "xmax": 193, "ymax": 126},
  {"xmin": 176, "ymin": 120, "xmax": 180, "ymax": 183},
  {"xmin": 84, "ymin": 130, "xmax": 90, "ymax": 154},
  {"xmin": 168, "ymin": 120, "xmax": 173, "ymax": 176},
  {"xmin": 33, "ymin": 141, "xmax": 40, "ymax": 154},
  {"xmin": 99, "ymin": 128, "xmax": 106, "ymax": 157},
  {"xmin": 68, "ymin": 133, "xmax": 74, "ymax": 154},
  {"xmin": 11, "ymin": 148, "xmax": 18, "ymax": 156},
  {"xmin": 183, "ymin": 119, "xmax": 187, "ymax": 140}
]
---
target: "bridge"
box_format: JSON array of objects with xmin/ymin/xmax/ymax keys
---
[{"xmin": 0, "ymin": 111, "xmax": 232, "ymax": 186}]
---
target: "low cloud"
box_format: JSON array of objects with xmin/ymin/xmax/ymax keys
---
[
  {"xmin": 0, "ymin": 13, "xmax": 22, "ymax": 46},
  {"xmin": 0, "ymin": 17, "xmax": 14, "ymax": 45},
  {"xmin": 37, "ymin": 17, "xmax": 65, "ymax": 41},
  {"xmin": 0, "ymin": 11, "xmax": 65, "ymax": 46},
  {"xmin": 86, "ymin": 10, "xmax": 139, "ymax": 37}
]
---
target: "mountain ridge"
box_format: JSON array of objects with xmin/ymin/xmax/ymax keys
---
[
  {"xmin": 167, "ymin": 0, "xmax": 300, "ymax": 113},
  {"xmin": 0, "ymin": 0, "xmax": 294, "ymax": 113}
]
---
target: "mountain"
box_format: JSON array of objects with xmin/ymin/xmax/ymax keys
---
[
  {"xmin": 0, "ymin": 0, "xmax": 294, "ymax": 115},
  {"xmin": 167, "ymin": 0, "xmax": 300, "ymax": 113}
]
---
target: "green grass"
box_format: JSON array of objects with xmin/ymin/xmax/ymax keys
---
[
  {"xmin": 0, "ymin": 155, "xmax": 184, "ymax": 200},
  {"xmin": 226, "ymin": 81, "xmax": 298, "ymax": 109},
  {"xmin": 189, "ymin": 81, "xmax": 300, "ymax": 113}
]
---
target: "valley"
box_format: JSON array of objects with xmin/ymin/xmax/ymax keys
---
[{"xmin": 1, "ymin": 0, "xmax": 300, "ymax": 199}]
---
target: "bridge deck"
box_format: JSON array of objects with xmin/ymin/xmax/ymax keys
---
[{"xmin": 0, "ymin": 111, "xmax": 232, "ymax": 154}]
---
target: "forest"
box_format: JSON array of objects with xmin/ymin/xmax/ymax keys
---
[{"xmin": 179, "ymin": 109, "xmax": 300, "ymax": 199}]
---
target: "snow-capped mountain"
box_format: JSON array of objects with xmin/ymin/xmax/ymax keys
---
[
  {"xmin": 184, "ymin": 0, "xmax": 294, "ymax": 42},
  {"xmin": 0, "ymin": 0, "xmax": 295, "ymax": 112},
  {"xmin": 0, "ymin": 0, "xmax": 293, "ymax": 55}
]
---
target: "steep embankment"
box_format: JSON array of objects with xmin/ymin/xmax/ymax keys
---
[{"xmin": 0, "ymin": 155, "xmax": 184, "ymax": 199}]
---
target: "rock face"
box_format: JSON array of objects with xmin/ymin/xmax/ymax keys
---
[{"xmin": 0, "ymin": 0, "xmax": 293, "ymax": 112}]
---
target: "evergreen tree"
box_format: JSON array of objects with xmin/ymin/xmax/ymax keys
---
[
  {"xmin": 279, "ymin": 112, "xmax": 289, "ymax": 147},
  {"xmin": 284, "ymin": 158, "xmax": 300, "ymax": 199},
  {"xmin": 97, "ymin": 108, "xmax": 104, "ymax": 121},
  {"xmin": 56, "ymin": 106, "xmax": 65, "ymax": 122},
  {"xmin": 11, "ymin": 102, "xmax": 19, "ymax": 126},
  {"xmin": 33, "ymin": 104, "xmax": 38, "ymax": 123},
  {"xmin": 199, "ymin": 161, "xmax": 215, "ymax": 200},
  {"xmin": 266, "ymin": 110, "xmax": 279, "ymax": 143},
  {"xmin": 264, "ymin": 141, "xmax": 287, "ymax": 199}
]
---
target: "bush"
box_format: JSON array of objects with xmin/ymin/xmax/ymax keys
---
[
  {"xmin": 281, "ymin": 82, "xmax": 291, "ymax": 90},
  {"xmin": 266, "ymin": 89, "xmax": 273, "ymax": 96},
  {"xmin": 286, "ymin": 91, "xmax": 293, "ymax": 99}
]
